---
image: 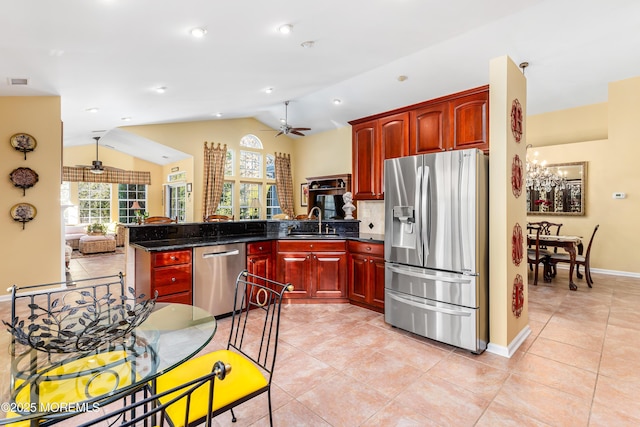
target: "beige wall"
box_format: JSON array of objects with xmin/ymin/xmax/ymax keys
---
[
  {"xmin": 122, "ymin": 118, "xmax": 295, "ymax": 221},
  {"xmin": 63, "ymin": 145, "xmax": 165, "ymax": 220},
  {"xmin": 526, "ymin": 76, "xmax": 640, "ymax": 274},
  {"xmin": 0, "ymin": 97, "xmax": 63, "ymax": 285},
  {"xmin": 292, "ymin": 127, "xmax": 352, "ymax": 216}
]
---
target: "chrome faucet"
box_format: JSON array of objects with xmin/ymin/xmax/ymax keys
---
[{"xmin": 308, "ymin": 206, "xmax": 322, "ymax": 233}]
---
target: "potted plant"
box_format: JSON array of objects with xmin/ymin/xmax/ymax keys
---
[{"xmin": 87, "ymin": 222, "xmax": 106, "ymax": 235}]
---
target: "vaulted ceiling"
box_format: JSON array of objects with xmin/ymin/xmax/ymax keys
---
[{"xmin": 2, "ymin": 0, "xmax": 639, "ymax": 164}]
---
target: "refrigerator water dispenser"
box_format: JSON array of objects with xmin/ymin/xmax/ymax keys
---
[{"xmin": 391, "ymin": 206, "xmax": 416, "ymax": 248}]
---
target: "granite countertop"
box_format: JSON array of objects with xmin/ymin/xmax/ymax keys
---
[{"xmin": 130, "ymin": 232, "xmax": 384, "ymax": 252}]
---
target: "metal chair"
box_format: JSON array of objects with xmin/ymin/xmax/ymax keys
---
[
  {"xmin": 77, "ymin": 361, "xmax": 231, "ymax": 427},
  {"xmin": 2, "ymin": 274, "xmax": 158, "ymax": 424},
  {"xmin": 154, "ymin": 270, "xmax": 293, "ymax": 426},
  {"xmin": 548, "ymin": 224, "xmax": 599, "ymax": 287}
]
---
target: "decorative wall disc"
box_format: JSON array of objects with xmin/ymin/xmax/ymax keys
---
[
  {"xmin": 10, "ymin": 203, "xmax": 37, "ymax": 230},
  {"xmin": 511, "ymin": 154, "xmax": 523, "ymax": 198},
  {"xmin": 512, "ymin": 274, "xmax": 524, "ymax": 318},
  {"xmin": 512, "ymin": 222, "xmax": 523, "ymax": 266},
  {"xmin": 511, "ymin": 99, "xmax": 523, "ymax": 142},
  {"xmin": 10, "ymin": 133, "xmax": 37, "ymax": 160},
  {"xmin": 9, "ymin": 167, "xmax": 39, "ymax": 196}
]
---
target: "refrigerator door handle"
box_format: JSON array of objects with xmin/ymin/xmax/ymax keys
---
[
  {"xmin": 387, "ymin": 291, "xmax": 471, "ymax": 317},
  {"xmin": 387, "ymin": 264, "xmax": 471, "ymax": 284},
  {"xmin": 422, "ymin": 165, "xmax": 431, "ymax": 259},
  {"xmin": 415, "ymin": 165, "xmax": 424, "ymax": 265}
]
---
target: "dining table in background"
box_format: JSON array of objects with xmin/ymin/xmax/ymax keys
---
[
  {"xmin": 0, "ymin": 302, "xmax": 217, "ymax": 426},
  {"xmin": 527, "ymin": 234, "xmax": 583, "ymax": 291}
]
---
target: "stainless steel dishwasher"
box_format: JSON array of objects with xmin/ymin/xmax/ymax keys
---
[{"xmin": 194, "ymin": 243, "xmax": 246, "ymax": 317}]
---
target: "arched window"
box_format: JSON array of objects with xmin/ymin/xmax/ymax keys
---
[{"xmin": 239, "ymin": 134, "xmax": 263, "ymax": 149}]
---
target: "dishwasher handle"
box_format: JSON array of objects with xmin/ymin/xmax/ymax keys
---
[{"xmin": 201, "ymin": 249, "xmax": 240, "ymax": 259}]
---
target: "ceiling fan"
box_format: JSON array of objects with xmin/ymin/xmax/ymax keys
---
[
  {"xmin": 77, "ymin": 136, "xmax": 121, "ymax": 174},
  {"xmin": 275, "ymin": 100, "xmax": 311, "ymax": 137}
]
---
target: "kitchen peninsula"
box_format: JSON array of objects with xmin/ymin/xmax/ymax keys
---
[{"xmin": 127, "ymin": 220, "xmax": 385, "ymax": 314}]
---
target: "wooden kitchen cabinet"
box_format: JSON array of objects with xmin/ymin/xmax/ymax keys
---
[
  {"xmin": 135, "ymin": 248, "xmax": 193, "ymax": 305},
  {"xmin": 276, "ymin": 240, "xmax": 348, "ymax": 302},
  {"xmin": 351, "ymin": 112, "xmax": 409, "ymax": 200},
  {"xmin": 247, "ymin": 241, "xmax": 274, "ymax": 280},
  {"xmin": 347, "ymin": 241, "xmax": 385, "ymax": 312},
  {"xmin": 351, "ymin": 86, "xmax": 489, "ymax": 197}
]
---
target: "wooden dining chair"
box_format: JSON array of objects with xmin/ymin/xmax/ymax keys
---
[
  {"xmin": 527, "ymin": 221, "xmax": 563, "ymax": 276},
  {"xmin": 527, "ymin": 226, "xmax": 546, "ymax": 286},
  {"xmin": 548, "ymin": 224, "xmax": 599, "ymax": 287},
  {"xmin": 153, "ymin": 270, "xmax": 292, "ymax": 426},
  {"xmin": 143, "ymin": 216, "xmax": 178, "ymax": 224},
  {"xmin": 203, "ymin": 214, "xmax": 233, "ymax": 222}
]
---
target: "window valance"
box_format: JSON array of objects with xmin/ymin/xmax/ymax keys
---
[{"xmin": 62, "ymin": 166, "xmax": 151, "ymax": 185}]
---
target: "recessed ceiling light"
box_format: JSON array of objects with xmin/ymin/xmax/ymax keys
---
[
  {"xmin": 300, "ymin": 40, "xmax": 315, "ymax": 49},
  {"xmin": 85, "ymin": 107, "xmax": 99, "ymax": 113},
  {"xmin": 155, "ymin": 86, "xmax": 167, "ymax": 94},
  {"xmin": 278, "ymin": 24, "xmax": 293, "ymax": 34},
  {"xmin": 121, "ymin": 117, "xmax": 132, "ymax": 121},
  {"xmin": 214, "ymin": 113, "xmax": 223, "ymax": 117},
  {"xmin": 333, "ymin": 98, "xmax": 342, "ymax": 105},
  {"xmin": 397, "ymin": 75, "xmax": 408, "ymax": 82},
  {"xmin": 190, "ymin": 27, "xmax": 207, "ymax": 38},
  {"xmin": 265, "ymin": 87, "xmax": 274, "ymax": 94},
  {"xmin": 280, "ymin": 118, "xmax": 286, "ymax": 124}
]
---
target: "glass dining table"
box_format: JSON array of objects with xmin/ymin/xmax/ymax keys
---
[{"xmin": 0, "ymin": 303, "xmax": 217, "ymax": 426}]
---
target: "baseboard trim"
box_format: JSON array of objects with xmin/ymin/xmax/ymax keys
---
[
  {"xmin": 486, "ymin": 325, "xmax": 532, "ymax": 358},
  {"xmin": 555, "ymin": 264, "xmax": 640, "ymax": 279}
]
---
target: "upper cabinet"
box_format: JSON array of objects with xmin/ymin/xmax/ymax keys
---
[
  {"xmin": 350, "ymin": 86, "xmax": 488, "ymax": 200},
  {"xmin": 351, "ymin": 112, "xmax": 409, "ymax": 200}
]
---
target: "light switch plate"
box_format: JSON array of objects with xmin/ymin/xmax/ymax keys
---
[{"xmin": 613, "ymin": 192, "xmax": 626, "ymax": 199}]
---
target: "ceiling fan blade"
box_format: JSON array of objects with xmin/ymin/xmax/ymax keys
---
[
  {"xmin": 291, "ymin": 127, "xmax": 311, "ymax": 132},
  {"xmin": 290, "ymin": 130, "xmax": 306, "ymax": 136},
  {"xmin": 274, "ymin": 130, "xmax": 284, "ymax": 137}
]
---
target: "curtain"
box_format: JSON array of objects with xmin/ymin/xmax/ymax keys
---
[
  {"xmin": 62, "ymin": 166, "xmax": 151, "ymax": 184},
  {"xmin": 274, "ymin": 152, "xmax": 295, "ymax": 218},
  {"xmin": 202, "ymin": 142, "xmax": 227, "ymax": 219}
]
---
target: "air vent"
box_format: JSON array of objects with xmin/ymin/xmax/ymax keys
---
[{"xmin": 8, "ymin": 78, "xmax": 29, "ymax": 86}]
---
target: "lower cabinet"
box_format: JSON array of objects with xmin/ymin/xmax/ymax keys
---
[
  {"xmin": 347, "ymin": 241, "xmax": 385, "ymax": 312},
  {"xmin": 247, "ymin": 241, "xmax": 274, "ymax": 280},
  {"xmin": 135, "ymin": 248, "xmax": 193, "ymax": 304},
  {"xmin": 275, "ymin": 240, "xmax": 348, "ymax": 302}
]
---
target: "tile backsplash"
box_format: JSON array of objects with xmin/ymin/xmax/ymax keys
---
[{"xmin": 356, "ymin": 200, "xmax": 385, "ymax": 234}]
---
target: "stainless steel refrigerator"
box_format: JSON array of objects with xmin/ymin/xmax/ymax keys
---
[{"xmin": 384, "ymin": 148, "xmax": 488, "ymax": 353}]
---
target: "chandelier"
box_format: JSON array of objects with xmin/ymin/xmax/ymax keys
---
[{"xmin": 525, "ymin": 145, "xmax": 567, "ymax": 193}]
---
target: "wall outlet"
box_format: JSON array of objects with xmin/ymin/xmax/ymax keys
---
[{"xmin": 613, "ymin": 192, "xmax": 626, "ymax": 199}]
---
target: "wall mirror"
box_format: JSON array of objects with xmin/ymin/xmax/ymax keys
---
[{"xmin": 527, "ymin": 161, "xmax": 587, "ymax": 216}]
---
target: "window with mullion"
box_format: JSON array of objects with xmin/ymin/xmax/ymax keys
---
[
  {"xmin": 78, "ymin": 182, "xmax": 111, "ymax": 224},
  {"xmin": 118, "ymin": 184, "xmax": 147, "ymax": 224}
]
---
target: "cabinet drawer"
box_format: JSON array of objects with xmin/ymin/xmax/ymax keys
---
[
  {"xmin": 247, "ymin": 241, "xmax": 272, "ymax": 255},
  {"xmin": 157, "ymin": 291, "xmax": 192, "ymax": 305},
  {"xmin": 153, "ymin": 249, "xmax": 192, "ymax": 267},
  {"xmin": 278, "ymin": 240, "xmax": 345, "ymax": 252},
  {"xmin": 152, "ymin": 264, "xmax": 192, "ymax": 295},
  {"xmin": 348, "ymin": 240, "xmax": 383, "ymax": 257}
]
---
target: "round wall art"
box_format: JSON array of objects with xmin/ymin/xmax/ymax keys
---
[
  {"xmin": 10, "ymin": 203, "xmax": 37, "ymax": 229},
  {"xmin": 10, "ymin": 133, "xmax": 37, "ymax": 160},
  {"xmin": 9, "ymin": 167, "xmax": 39, "ymax": 196}
]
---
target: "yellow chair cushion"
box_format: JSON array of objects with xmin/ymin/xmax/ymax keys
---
[
  {"xmin": 156, "ymin": 350, "xmax": 268, "ymax": 427},
  {"xmin": 8, "ymin": 351, "xmax": 135, "ymax": 425}
]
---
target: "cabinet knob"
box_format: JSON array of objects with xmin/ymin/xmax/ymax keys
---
[
  {"xmin": 170, "ymin": 256, "xmax": 177, "ymax": 260},
  {"xmin": 370, "ymin": 259, "xmax": 373, "ymax": 263},
  {"xmin": 171, "ymin": 277, "xmax": 176, "ymax": 282},
  {"xmin": 366, "ymin": 246, "xmax": 371, "ymax": 251},
  {"xmin": 258, "ymin": 246, "xmax": 263, "ymax": 251}
]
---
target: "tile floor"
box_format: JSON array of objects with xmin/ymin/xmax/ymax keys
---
[{"xmin": 4, "ymin": 252, "xmax": 640, "ymax": 426}]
